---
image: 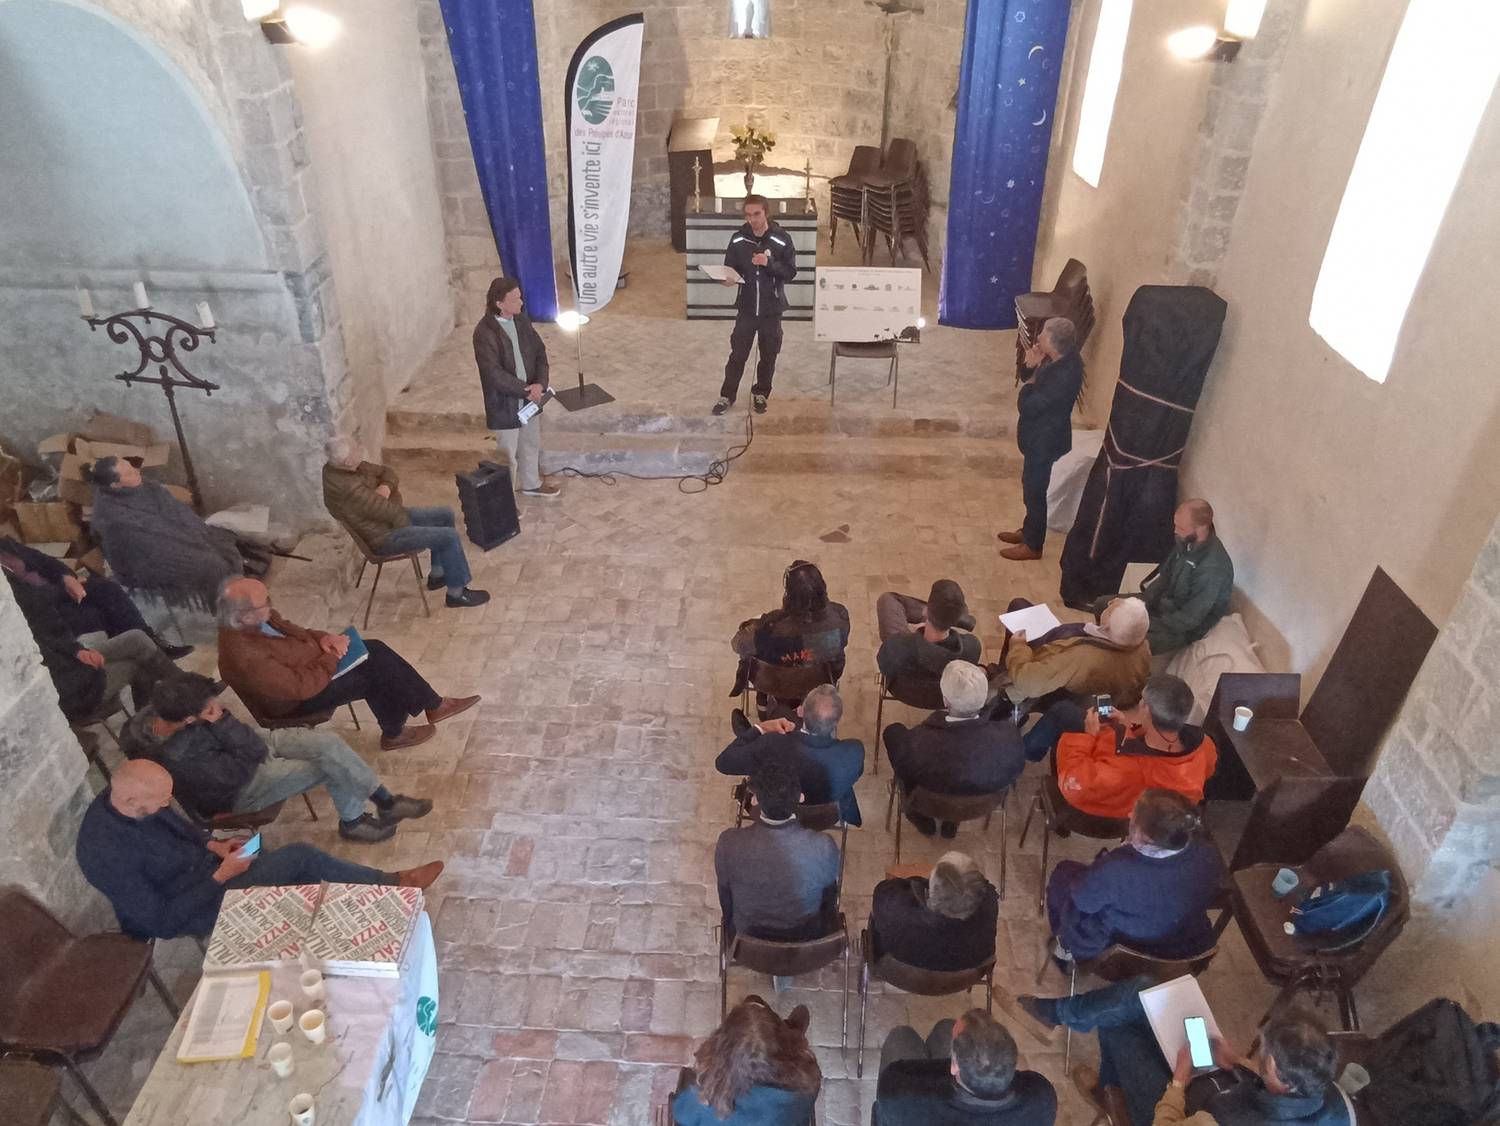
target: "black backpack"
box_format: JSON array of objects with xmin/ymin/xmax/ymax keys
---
[{"xmin": 1363, "ymin": 998, "xmax": 1500, "ymax": 1125}]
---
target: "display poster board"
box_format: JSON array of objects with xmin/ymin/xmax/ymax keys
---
[{"xmin": 813, "ymin": 267, "xmax": 922, "ymax": 343}]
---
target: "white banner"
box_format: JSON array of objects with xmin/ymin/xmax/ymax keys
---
[{"xmin": 566, "ymin": 15, "xmax": 643, "ymax": 316}]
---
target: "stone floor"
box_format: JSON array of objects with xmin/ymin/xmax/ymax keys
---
[{"xmin": 77, "ymin": 241, "xmax": 1460, "ymax": 1126}]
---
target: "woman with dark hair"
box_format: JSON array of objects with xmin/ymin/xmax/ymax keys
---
[
  {"xmin": 672, "ymin": 997, "xmax": 821, "ymax": 1126},
  {"xmin": 868, "ymin": 851, "xmax": 1000, "ymax": 972},
  {"xmin": 730, "ymin": 561, "xmax": 850, "ymax": 707},
  {"xmin": 1045, "ymin": 788, "xmax": 1224, "ymax": 964},
  {"xmin": 88, "ymin": 455, "xmax": 245, "ymax": 605}
]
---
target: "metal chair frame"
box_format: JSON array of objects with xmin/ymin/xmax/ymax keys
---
[
  {"xmin": 716, "ymin": 919, "xmax": 851, "ymax": 1052},
  {"xmin": 1018, "ymin": 775, "xmax": 1129, "ymax": 913},
  {"xmin": 338, "ymin": 520, "xmax": 431, "ymax": 630},
  {"xmin": 827, "ymin": 341, "xmax": 900, "ymax": 408},
  {"xmin": 870, "ymin": 671, "xmax": 946, "ymax": 775},
  {"xmin": 885, "ymin": 780, "xmax": 1011, "ymax": 898},
  {"xmin": 855, "ymin": 929, "xmax": 994, "ymax": 1077}
]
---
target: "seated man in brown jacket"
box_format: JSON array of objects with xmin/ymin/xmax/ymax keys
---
[
  {"xmin": 994, "ymin": 597, "xmax": 1151, "ymax": 717},
  {"xmin": 322, "ymin": 436, "xmax": 488, "ymax": 608},
  {"xmin": 217, "ymin": 578, "xmax": 479, "ymax": 750}
]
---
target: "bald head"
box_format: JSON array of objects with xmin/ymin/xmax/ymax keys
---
[
  {"xmin": 110, "ymin": 759, "xmax": 175, "ymax": 819},
  {"xmin": 1173, "ymin": 498, "xmax": 1215, "ymax": 545},
  {"xmin": 219, "ymin": 577, "xmax": 272, "ymax": 630}
]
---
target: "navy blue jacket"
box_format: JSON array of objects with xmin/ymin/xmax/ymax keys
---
[
  {"xmin": 723, "ymin": 221, "xmax": 798, "ymax": 316},
  {"xmin": 715, "ymin": 728, "xmax": 865, "ymax": 827},
  {"xmin": 1016, "ymin": 351, "xmax": 1083, "ymax": 463},
  {"xmin": 1049, "ymin": 840, "xmax": 1224, "ymax": 962},
  {"xmin": 869, "ymin": 875, "xmax": 998, "ymax": 972},
  {"xmin": 75, "ymin": 790, "xmax": 227, "ymax": 939},
  {"xmin": 888, "ymin": 712, "xmax": 1025, "ymax": 797},
  {"xmin": 875, "ymin": 1061, "xmax": 1057, "ymax": 1126}
]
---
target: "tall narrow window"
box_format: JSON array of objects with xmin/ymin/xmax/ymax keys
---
[
  {"xmin": 1309, "ymin": 0, "xmax": 1500, "ymax": 383},
  {"xmin": 1071, "ymin": 0, "xmax": 1133, "ymax": 187}
]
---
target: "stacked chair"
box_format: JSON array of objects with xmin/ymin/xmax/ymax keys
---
[
  {"xmin": 1014, "ymin": 258, "xmax": 1096, "ymax": 385},
  {"xmin": 828, "ymin": 145, "xmax": 881, "ymax": 253},
  {"xmin": 827, "ymin": 139, "xmax": 932, "ymax": 272}
]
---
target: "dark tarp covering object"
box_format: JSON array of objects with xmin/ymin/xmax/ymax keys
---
[{"xmin": 1059, "ymin": 285, "xmax": 1227, "ymax": 607}]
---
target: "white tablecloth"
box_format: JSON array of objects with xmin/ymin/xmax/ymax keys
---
[{"xmin": 125, "ymin": 913, "xmax": 438, "ymax": 1126}]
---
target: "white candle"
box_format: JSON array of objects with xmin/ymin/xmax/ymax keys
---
[
  {"xmin": 196, "ymin": 301, "xmax": 215, "ymax": 329},
  {"xmin": 77, "ymin": 288, "xmax": 94, "ymax": 318},
  {"xmin": 133, "ymin": 281, "xmax": 149, "ymax": 308}
]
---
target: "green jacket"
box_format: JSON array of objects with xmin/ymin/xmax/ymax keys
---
[
  {"xmin": 1139, "ymin": 533, "xmax": 1234, "ymax": 655},
  {"xmin": 322, "ymin": 461, "xmax": 410, "ymax": 551}
]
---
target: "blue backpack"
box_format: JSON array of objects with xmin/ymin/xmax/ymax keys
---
[{"xmin": 1288, "ymin": 869, "xmax": 1393, "ymax": 951}]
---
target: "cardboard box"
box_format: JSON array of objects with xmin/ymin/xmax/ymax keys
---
[
  {"xmin": 38, "ymin": 427, "xmax": 175, "ymax": 507},
  {"xmin": 14, "ymin": 502, "xmax": 81, "ymax": 545},
  {"xmin": 84, "ymin": 411, "xmax": 156, "ymax": 447}
]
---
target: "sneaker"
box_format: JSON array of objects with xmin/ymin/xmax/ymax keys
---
[
  {"xmin": 522, "ymin": 483, "xmax": 561, "ymax": 499},
  {"xmin": 752, "ymin": 394, "xmax": 768, "ymax": 414},
  {"xmin": 426, "ymin": 573, "xmax": 447, "ymax": 592},
  {"xmin": 711, "ymin": 397, "xmax": 732, "ymax": 416},
  {"xmin": 427, "ymin": 695, "xmax": 480, "ymax": 724},
  {"xmin": 380, "ymin": 724, "xmax": 436, "ymax": 751},
  {"xmin": 396, "ymin": 860, "xmax": 445, "ymax": 889},
  {"xmin": 445, "ymin": 587, "xmax": 490, "ymax": 608},
  {"xmin": 339, "ymin": 813, "xmax": 397, "ymax": 843},
  {"xmin": 378, "ymin": 794, "xmax": 433, "ymax": 823}
]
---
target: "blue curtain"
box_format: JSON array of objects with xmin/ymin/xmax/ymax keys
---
[
  {"xmin": 437, "ymin": 0, "xmax": 558, "ymax": 321},
  {"xmin": 939, "ymin": 0, "xmax": 1071, "ymax": 329}
]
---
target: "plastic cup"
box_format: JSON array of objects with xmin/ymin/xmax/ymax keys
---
[
  {"xmin": 1272, "ymin": 867, "xmax": 1299, "ymax": 898},
  {"xmin": 1232, "ymin": 705, "xmax": 1254, "ymax": 732},
  {"xmin": 300, "ymin": 969, "xmax": 325, "ymax": 1002},
  {"xmin": 298, "ymin": 1009, "xmax": 326, "ymax": 1045},
  {"xmin": 1338, "ymin": 1062, "xmax": 1371, "ymax": 1096},
  {"xmin": 267, "ymin": 1000, "xmax": 295, "ymax": 1034},
  {"xmin": 268, "ymin": 1041, "xmax": 294, "ymax": 1078},
  {"xmin": 288, "ymin": 1092, "xmax": 315, "ymax": 1126}
]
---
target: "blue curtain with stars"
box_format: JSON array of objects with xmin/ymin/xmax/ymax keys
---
[
  {"xmin": 940, "ymin": 0, "xmax": 1071, "ymax": 329},
  {"xmin": 437, "ymin": 0, "xmax": 558, "ymax": 321}
]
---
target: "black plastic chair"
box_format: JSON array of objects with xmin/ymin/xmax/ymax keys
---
[
  {"xmin": 855, "ymin": 929, "xmax": 994, "ymax": 1077},
  {"xmin": 871, "ymin": 671, "xmax": 945, "ymax": 774},
  {"xmin": 886, "ymin": 780, "xmax": 1011, "ymax": 897},
  {"xmin": 1019, "ymin": 772, "xmax": 1130, "ymax": 913},
  {"xmin": 717, "ymin": 918, "xmax": 850, "ymax": 1050}
]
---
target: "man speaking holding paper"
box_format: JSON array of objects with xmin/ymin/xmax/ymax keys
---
[{"xmin": 712, "ymin": 195, "xmax": 798, "ymax": 416}]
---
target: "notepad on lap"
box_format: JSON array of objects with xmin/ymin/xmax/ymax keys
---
[
  {"xmin": 177, "ymin": 971, "xmax": 270, "ymax": 1063},
  {"xmin": 998, "ymin": 603, "xmax": 1062, "ymax": 638},
  {"xmin": 330, "ymin": 627, "xmax": 368, "ymax": 679},
  {"xmin": 1138, "ymin": 975, "xmax": 1224, "ymax": 1066}
]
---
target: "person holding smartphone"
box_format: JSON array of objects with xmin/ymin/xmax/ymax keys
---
[{"xmin": 1005, "ymin": 979, "xmax": 1349, "ymax": 1125}]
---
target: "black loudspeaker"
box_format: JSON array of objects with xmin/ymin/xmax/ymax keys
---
[{"xmin": 456, "ymin": 461, "xmax": 520, "ymax": 550}]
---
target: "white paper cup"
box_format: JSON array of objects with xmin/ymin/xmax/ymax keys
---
[
  {"xmin": 1337, "ymin": 1062, "xmax": 1371, "ymax": 1096},
  {"xmin": 1232, "ymin": 705, "xmax": 1254, "ymax": 732},
  {"xmin": 268, "ymin": 1041, "xmax": 294, "ymax": 1078},
  {"xmin": 268, "ymin": 1000, "xmax": 295, "ymax": 1034},
  {"xmin": 300, "ymin": 969, "xmax": 325, "ymax": 1002},
  {"xmin": 288, "ymin": 1092, "xmax": 315, "ymax": 1126},
  {"xmin": 298, "ymin": 1009, "xmax": 327, "ymax": 1045}
]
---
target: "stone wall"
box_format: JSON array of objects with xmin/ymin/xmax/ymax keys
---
[{"xmin": 0, "ymin": 575, "xmax": 108, "ymax": 928}]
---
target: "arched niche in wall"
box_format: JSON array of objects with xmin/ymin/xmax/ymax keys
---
[{"xmin": 0, "ymin": 0, "xmax": 266, "ymax": 272}]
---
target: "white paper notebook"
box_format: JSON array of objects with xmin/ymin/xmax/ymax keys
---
[
  {"xmin": 1138, "ymin": 975, "xmax": 1224, "ymax": 1066},
  {"xmin": 998, "ymin": 603, "xmax": 1062, "ymax": 639},
  {"xmin": 177, "ymin": 971, "xmax": 269, "ymax": 1063},
  {"xmin": 699, "ymin": 264, "xmax": 743, "ymax": 284}
]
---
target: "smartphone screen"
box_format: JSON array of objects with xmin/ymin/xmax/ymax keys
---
[
  {"xmin": 1095, "ymin": 693, "xmax": 1113, "ymax": 718},
  {"xmin": 1184, "ymin": 1016, "xmax": 1213, "ymax": 1069},
  {"xmin": 238, "ymin": 832, "xmax": 263, "ymax": 858}
]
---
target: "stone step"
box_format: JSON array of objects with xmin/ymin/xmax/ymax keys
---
[{"xmin": 383, "ymin": 428, "xmax": 1017, "ymax": 480}]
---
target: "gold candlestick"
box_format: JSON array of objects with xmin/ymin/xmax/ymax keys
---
[{"xmin": 692, "ymin": 156, "xmax": 703, "ymax": 212}]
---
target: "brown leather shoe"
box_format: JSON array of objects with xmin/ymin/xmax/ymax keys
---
[
  {"xmin": 395, "ymin": 860, "xmax": 445, "ymax": 889},
  {"xmin": 996, "ymin": 528, "xmax": 1025, "ymax": 544},
  {"xmin": 1071, "ymin": 1065, "xmax": 1107, "ymax": 1111},
  {"xmin": 426, "ymin": 695, "xmax": 480, "ymax": 725},
  {"xmin": 380, "ymin": 724, "xmax": 436, "ymax": 751},
  {"xmin": 1000, "ymin": 544, "xmax": 1043, "ymax": 561}
]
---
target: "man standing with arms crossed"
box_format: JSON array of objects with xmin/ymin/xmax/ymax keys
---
[{"xmin": 712, "ymin": 194, "xmax": 798, "ymax": 416}]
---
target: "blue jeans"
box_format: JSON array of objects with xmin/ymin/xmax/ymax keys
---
[
  {"xmin": 223, "ymin": 841, "xmax": 394, "ymax": 892},
  {"xmin": 1040, "ymin": 976, "xmax": 1170, "ymax": 1125},
  {"xmin": 379, "ymin": 506, "xmax": 470, "ymax": 592},
  {"xmin": 1024, "ymin": 699, "xmax": 1087, "ymax": 762},
  {"xmin": 231, "ymin": 728, "xmax": 381, "ymax": 822}
]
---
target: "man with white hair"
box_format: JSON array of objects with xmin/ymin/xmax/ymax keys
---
[
  {"xmin": 883, "ymin": 661, "xmax": 1025, "ymax": 837},
  {"xmin": 321, "ymin": 435, "xmax": 488, "ymax": 609},
  {"xmin": 999, "ymin": 316, "xmax": 1084, "ymax": 561},
  {"xmin": 996, "ymin": 596, "xmax": 1151, "ymax": 714},
  {"xmin": 715, "ymin": 684, "xmax": 866, "ymax": 827}
]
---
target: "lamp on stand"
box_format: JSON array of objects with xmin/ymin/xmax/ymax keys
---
[
  {"xmin": 77, "ymin": 283, "xmax": 218, "ymax": 511},
  {"xmin": 552, "ymin": 307, "xmax": 614, "ymax": 411}
]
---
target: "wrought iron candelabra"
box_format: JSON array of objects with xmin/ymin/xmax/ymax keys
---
[{"xmin": 79, "ymin": 288, "xmax": 217, "ymax": 510}]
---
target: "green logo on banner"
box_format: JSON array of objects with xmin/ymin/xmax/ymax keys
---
[
  {"xmin": 575, "ymin": 55, "xmax": 615, "ymax": 125},
  {"xmin": 416, "ymin": 995, "xmax": 437, "ymax": 1036}
]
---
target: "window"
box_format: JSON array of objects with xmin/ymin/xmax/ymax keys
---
[
  {"xmin": 1071, "ymin": 0, "xmax": 1133, "ymax": 187},
  {"xmin": 728, "ymin": 0, "xmax": 770, "ymax": 39},
  {"xmin": 1309, "ymin": 0, "xmax": 1500, "ymax": 383}
]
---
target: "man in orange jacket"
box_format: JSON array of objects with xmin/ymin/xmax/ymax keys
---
[{"xmin": 1054, "ymin": 675, "xmax": 1216, "ymax": 819}]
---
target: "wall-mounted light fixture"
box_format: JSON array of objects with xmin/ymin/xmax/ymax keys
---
[
  {"xmin": 1167, "ymin": 0, "xmax": 1265, "ymax": 62},
  {"xmin": 242, "ymin": 1, "xmax": 341, "ymax": 48}
]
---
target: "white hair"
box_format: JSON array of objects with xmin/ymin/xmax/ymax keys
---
[
  {"xmin": 326, "ymin": 434, "xmax": 359, "ymax": 466},
  {"xmin": 940, "ymin": 660, "xmax": 990, "ymax": 718}
]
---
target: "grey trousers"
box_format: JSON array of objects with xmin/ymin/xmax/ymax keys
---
[
  {"xmin": 493, "ymin": 416, "xmax": 543, "ymax": 492},
  {"xmin": 85, "ymin": 629, "xmax": 177, "ymax": 706},
  {"xmin": 876, "ymin": 592, "xmax": 929, "ymax": 643},
  {"xmin": 879, "ymin": 1018, "xmax": 956, "ymax": 1075},
  {"xmin": 231, "ymin": 727, "xmax": 380, "ymax": 823}
]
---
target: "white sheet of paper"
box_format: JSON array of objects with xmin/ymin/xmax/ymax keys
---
[
  {"xmin": 998, "ymin": 603, "xmax": 1062, "ymax": 638},
  {"xmin": 1138, "ymin": 975, "xmax": 1223, "ymax": 1067},
  {"xmin": 699, "ymin": 264, "xmax": 743, "ymax": 284},
  {"xmin": 176, "ymin": 972, "xmax": 267, "ymax": 1063}
]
